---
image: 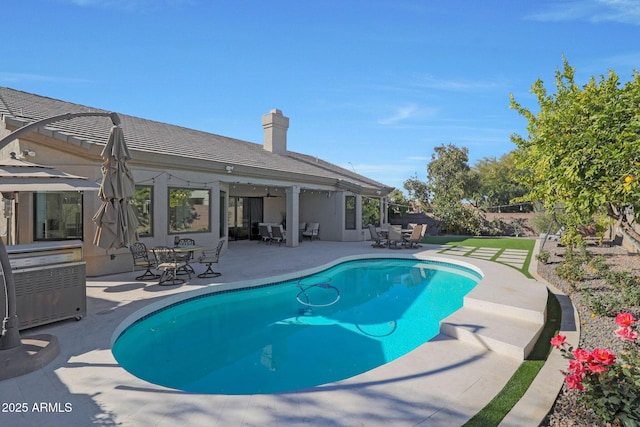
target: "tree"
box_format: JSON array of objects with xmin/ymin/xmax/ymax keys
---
[
  {"xmin": 427, "ymin": 143, "xmax": 482, "ymax": 234},
  {"xmin": 387, "ymin": 189, "xmax": 411, "ymax": 217},
  {"xmin": 510, "ymin": 58, "xmax": 640, "ymax": 244},
  {"xmin": 361, "ymin": 196, "xmax": 380, "ymax": 227},
  {"xmin": 474, "ymin": 152, "xmax": 529, "ymax": 212},
  {"xmin": 403, "ymin": 174, "xmax": 430, "ymax": 210}
]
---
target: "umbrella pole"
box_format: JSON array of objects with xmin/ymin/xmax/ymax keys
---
[{"xmin": 0, "ymin": 239, "xmax": 20, "ymax": 349}]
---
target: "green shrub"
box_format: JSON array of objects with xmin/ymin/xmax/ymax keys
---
[
  {"xmin": 555, "ymin": 249, "xmax": 587, "ymax": 289},
  {"xmin": 536, "ymin": 250, "xmax": 550, "ymax": 264}
]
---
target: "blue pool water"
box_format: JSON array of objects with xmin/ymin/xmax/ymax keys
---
[{"xmin": 112, "ymin": 258, "xmax": 480, "ymax": 394}]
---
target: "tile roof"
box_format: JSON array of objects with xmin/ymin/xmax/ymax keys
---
[{"xmin": 0, "ymin": 87, "xmax": 392, "ymax": 194}]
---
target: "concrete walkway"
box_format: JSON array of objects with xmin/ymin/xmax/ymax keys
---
[{"xmin": 0, "ymin": 240, "xmax": 555, "ymax": 427}]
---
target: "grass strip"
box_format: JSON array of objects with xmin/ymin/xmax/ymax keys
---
[
  {"xmin": 423, "ymin": 236, "xmax": 535, "ymax": 278},
  {"xmin": 423, "ymin": 236, "xmax": 535, "ymax": 251},
  {"xmin": 463, "ymin": 289, "xmax": 562, "ymax": 427}
]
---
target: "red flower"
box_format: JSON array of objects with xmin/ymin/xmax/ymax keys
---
[
  {"xmin": 568, "ymin": 359, "xmax": 586, "ymax": 376},
  {"xmin": 615, "ymin": 313, "xmax": 637, "ymax": 327},
  {"xmin": 586, "ymin": 362, "xmax": 608, "ymax": 374},
  {"xmin": 565, "ymin": 374, "xmax": 585, "ymax": 391},
  {"xmin": 616, "ymin": 326, "xmax": 639, "ymax": 342},
  {"xmin": 573, "ymin": 348, "xmax": 593, "ymax": 363},
  {"xmin": 550, "ymin": 334, "xmax": 566, "ymax": 349},
  {"xmin": 591, "ymin": 348, "xmax": 616, "ymax": 365}
]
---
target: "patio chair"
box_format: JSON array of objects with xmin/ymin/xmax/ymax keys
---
[
  {"xmin": 403, "ymin": 224, "xmax": 423, "ymax": 249},
  {"xmin": 152, "ymin": 246, "xmax": 189, "ymax": 285},
  {"xmin": 258, "ymin": 224, "xmax": 272, "ymax": 244},
  {"xmin": 271, "ymin": 224, "xmax": 286, "ymax": 246},
  {"xmin": 302, "ymin": 222, "xmax": 319, "ymax": 241},
  {"xmin": 368, "ymin": 224, "xmax": 387, "ymax": 248},
  {"xmin": 176, "ymin": 238, "xmax": 197, "ymax": 274},
  {"xmin": 387, "ymin": 225, "xmax": 403, "ymax": 249},
  {"xmin": 299, "ymin": 222, "xmax": 306, "ymax": 242},
  {"xmin": 197, "ymin": 239, "xmax": 225, "ymax": 278},
  {"xmin": 130, "ymin": 241, "xmax": 160, "ymax": 280}
]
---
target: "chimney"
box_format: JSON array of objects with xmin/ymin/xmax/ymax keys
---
[{"xmin": 262, "ymin": 109, "xmax": 289, "ymax": 155}]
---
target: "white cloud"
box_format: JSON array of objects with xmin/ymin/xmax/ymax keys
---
[
  {"xmin": 413, "ymin": 75, "xmax": 504, "ymax": 92},
  {"xmin": 527, "ymin": 0, "xmax": 640, "ymax": 25},
  {"xmin": 377, "ymin": 104, "xmax": 437, "ymax": 126}
]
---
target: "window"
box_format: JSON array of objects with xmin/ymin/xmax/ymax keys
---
[
  {"xmin": 34, "ymin": 192, "xmax": 83, "ymax": 240},
  {"xmin": 132, "ymin": 185, "xmax": 153, "ymax": 237},
  {"xmin": 345, "ymin": 195, "xmax": 356, "ymax": 230},
  {"xmin": 169, "ymin": 188, "xmax": 210, "ymax": 233}
]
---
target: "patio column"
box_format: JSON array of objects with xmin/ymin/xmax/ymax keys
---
[
  {"xmin": 380, "ymin": 197, "xmax": 387, "ymax": 226},
  {"xmin": 356, "ymin": 194, "xmax": 363, "ymax": 240},
  {"xmin": 285, "ymin": 185, "xmax": 300, "ymax": 247}
]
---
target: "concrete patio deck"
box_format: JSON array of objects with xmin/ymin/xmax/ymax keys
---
[{"xmin": 0, "ymin": 239, "xmax": 559, "ymax": 427}]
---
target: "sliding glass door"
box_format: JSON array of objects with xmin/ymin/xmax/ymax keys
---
[{"xmin": 228, "ymin": 197, "xmax": 263, "ymax": 241}]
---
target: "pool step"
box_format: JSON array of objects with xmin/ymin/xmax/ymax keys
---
[
  {"xmin": 463, "ymin": 276, "xmax": 546, "ymax": 324},
  {"xmin": 440, "ymin": 307, "xmax": 544, "ymax": 360}
]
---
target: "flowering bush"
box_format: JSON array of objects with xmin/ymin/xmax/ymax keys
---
[{"xmin": 551, "ymin": 313, "xmax": 640, "ymax": 426}]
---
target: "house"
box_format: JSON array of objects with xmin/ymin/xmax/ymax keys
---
[{"xmin": 0, "ymin": 87, "xmax": 393, "ymax": 276}]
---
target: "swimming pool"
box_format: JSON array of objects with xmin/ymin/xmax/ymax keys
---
[{"xmin": 112, "ymin": 257, "xmax": 481, "ymax": 394}]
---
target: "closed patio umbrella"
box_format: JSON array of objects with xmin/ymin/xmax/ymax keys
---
[{"xmin": 93, "ymin": 125, "xmax": 138, "ymax": 252}]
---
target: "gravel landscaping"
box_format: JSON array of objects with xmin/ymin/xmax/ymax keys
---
[{"xmin": 537, "ymin": 240, "xmax": 640, "ymax": 427}]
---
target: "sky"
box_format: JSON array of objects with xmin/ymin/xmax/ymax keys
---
[{"xmin": 1, "ymin": 1, "xmax": 639, "ymax": 191}]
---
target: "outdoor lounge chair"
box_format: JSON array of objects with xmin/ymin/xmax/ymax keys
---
[
  {"xmin": 258, "ymin": 224, "xmax": 272, "ymax": 244},
  {"xmin": 403, "ymin": 224, "xmax": 423, "ymax": 249},
  {"xmin": 197, "ymin": 239, "xmax": 224, "ymax": 278},
  {"xmin": 130, "ymin": 241, "xmax": 160, "ymax": 280},
  {"xmin": 271, "ymin": 224, "xmax": 286, "ymax": 246},
  {"xmin": 299, "ymin": 222, "xmax": 306, "ymax": 242},
  {"xmin": 302, "ymin": 222, "xmax": 319, "ymax": 241},
  {"xmin": 387, "ymin": 225, "xmax": 403, "ymax": 249},
  {"xmin": 152, "ymin": 246, "xmax": 189, "ymax": 285},
  {"xmin": 368, "ymin": 224, "xmax": 387, "ymax": 248}
]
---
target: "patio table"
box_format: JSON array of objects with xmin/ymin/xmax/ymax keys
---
[{"xmin": 150, "ymin": 245, "xmax": 203, "ymax": 276}]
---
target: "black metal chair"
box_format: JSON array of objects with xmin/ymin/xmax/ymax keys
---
[
  {"xmin": 176, "ymin": 238, "xmax": 196, "ymax": 275},
  {"xmin": 152, "ymin": 246, "xmax": 189, "ymax": 285},
  {"xmin": 197, "ymin": 240, "xmax": 225, "ymax": 278},
  {"xmin": 130, "ymin": 242, "xmax": 160, "ymax": 280}
]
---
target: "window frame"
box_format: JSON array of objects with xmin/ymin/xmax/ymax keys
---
[
  {"xmin": 33, "ymin": 191, "xmax": 84, "ymax": 241},
  {"xmin": 168, "ymin": 187, "xmax": 211, "ymax": 234},
  {"xmin": 345, "ymin": 194, "xmax": 357, "ymax": 230}
]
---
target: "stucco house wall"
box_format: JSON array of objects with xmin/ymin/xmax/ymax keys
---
[{"xmin": 0, "ymin": 87, "xmax": 393, "ymax": 276}]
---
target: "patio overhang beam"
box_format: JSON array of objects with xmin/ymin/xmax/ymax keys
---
[{"xmin": 336, "ymin": 179, "xmax": 364, "ymax": 193}]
